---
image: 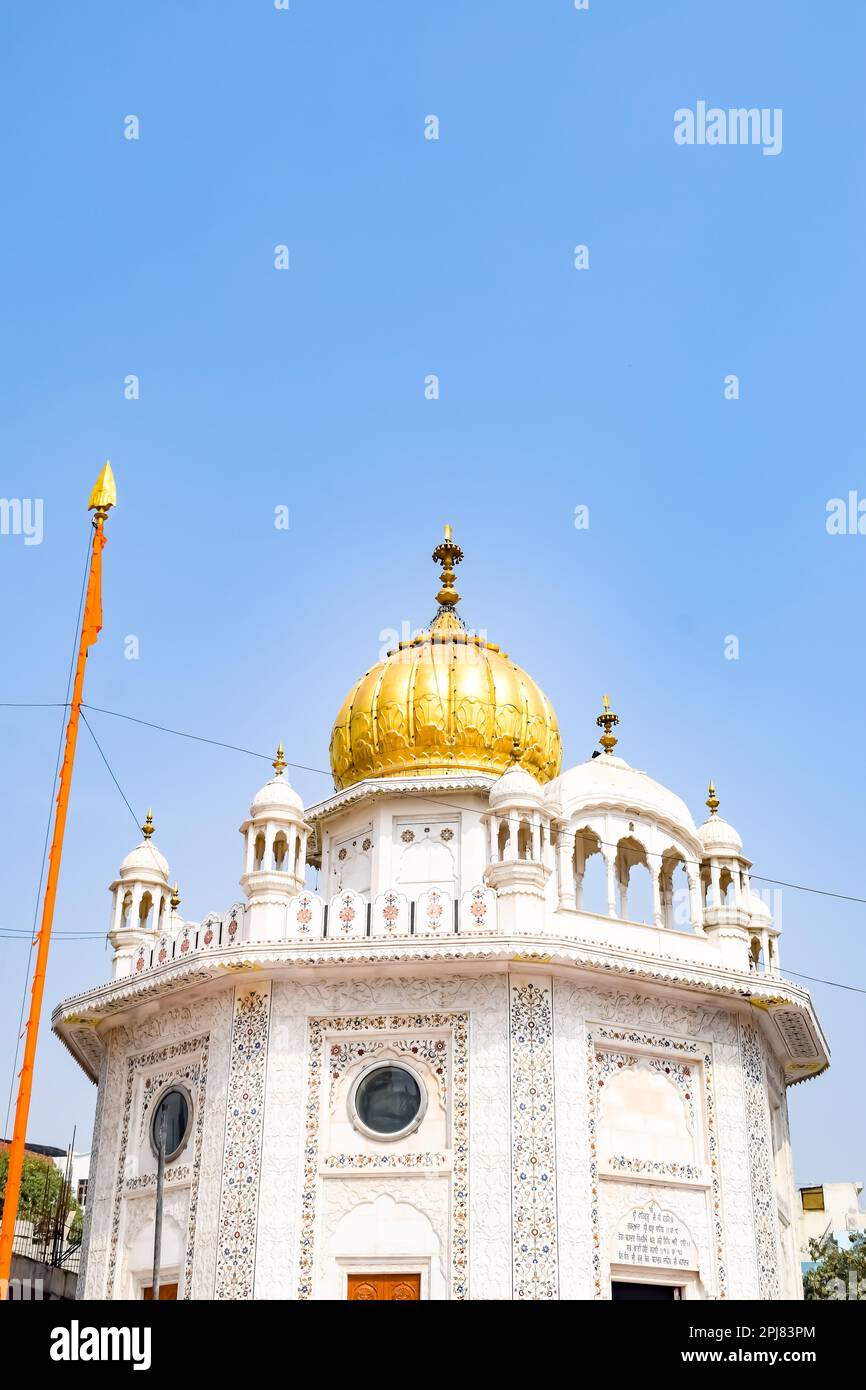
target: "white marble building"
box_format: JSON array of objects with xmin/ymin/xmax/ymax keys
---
[{"xmin": 53, "ymin": 530, "xmax": 828, "ymax": 1301}]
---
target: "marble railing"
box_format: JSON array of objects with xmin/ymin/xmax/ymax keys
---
[{"xmin": 130, "ymin": 885, "xmax": 497, "ymax": 975}]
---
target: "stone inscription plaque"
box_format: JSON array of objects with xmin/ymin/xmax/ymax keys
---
[{"xmin": 616, "ymin": 1201, "xmax": 695, "ymax": 1269}]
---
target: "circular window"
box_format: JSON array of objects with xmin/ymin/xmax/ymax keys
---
[
  {"xmin": 150, "ymin": 1084, "xmax": 193, "ymax": 1162},
  {"xmin": 349, "ymin": 1061, "xmax": 427, "ymax": 1141}
]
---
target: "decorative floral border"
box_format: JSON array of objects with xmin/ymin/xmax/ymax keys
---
[
  {"xmin": 595, "ymin": 1050, "xmax": 697, "ymax": 1137},
  {"xmin": 739, "ymin": 1022, "xmax": 781, "ymax": 1299},
  {"xmin": 108, "ymin": 1035, "xmax": 209, "ymax": 1299},
  {"xmin": 607, "ymin": 1156, "xmax": 704, "ymax": 1181},
  {"xmin": 213, "ymin": 986, "xmax": 272, "ymax": 1299},
  {"xmin": 322, "ymin": 1153, "xmax": 448, "ymax": 1170},
  {"xmin": 125, "ymin": 1165, "xmax": 191, "ymax": 1191},
  {"xmin": 587, "ymin": 1024, "xmax": 727, "ymax": 1299},
  {"xmin": 298, "ymin": 1012, "xmax": 468, "ymax": 1300},
  {"xmin": 327, "ymin": 1035, "xmax": 449, "ymax": 1110},
  {"xmin": 510, "ymin": 981, "xmax": 559, "ymax": 1300}
]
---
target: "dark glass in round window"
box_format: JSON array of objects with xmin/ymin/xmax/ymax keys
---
[
  {"xmin": 355, "ymin": 1066, "xmax": 422, "ymax": 1136},
  {"xmin": 151, "ymin": 1088, "xmax": 190, "ymax": 1159}
]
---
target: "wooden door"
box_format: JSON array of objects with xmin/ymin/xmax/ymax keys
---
[
  {"xmin": 143, "ymin": 1282, "xmax": 179, "ymax": 1300},
  {"xmin": 347, "ymin": 1273, "xmax": 420, "ymax": 1300}
]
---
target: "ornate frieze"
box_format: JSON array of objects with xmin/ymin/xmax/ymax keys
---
[
  {"xmin": 739, "ymin": 1021, "xmax": 782, "ymax": 1299},
  {"xmin": 298, "ymin": 1010, "xmax": 469, "ymax": 1300},
  {"xmin": 213, "ymin": 985, "xmax": 272, "ymax": 1299},
  {"xmin": 107, "ymin": 1035, "xmax": 209, "ymax": 1300},
  {"xmin": 586, "ymin": 1022, "xmax": 727, "ymax": 1299},
  {"xmin": 509, "ymin": 978, "xmax": 559, "ymax": 1299}
]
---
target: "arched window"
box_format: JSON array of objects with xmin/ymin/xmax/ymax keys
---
[
  {"xmin": 575, "ymin": 828, "xmax": 603, "ymax": 912},
  {"xmin": 138, "ymin": 891, "xmax": 153, "ymax": 929},
  {"xmin": 497, "ymin": 821, "xmax": 510, "ymax": 860},
  {"xmin": 616, "ymin": 836, "xmax": 652, "ymax": 924},
  {"xmin": 254, "ymin": 832, "xmax": 266, "ymax": 871},
  {"xmin": 273, "ymin": 831, "xmax": 288, "ymax": 870}
]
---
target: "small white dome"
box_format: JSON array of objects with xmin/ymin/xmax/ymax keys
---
[
  {"xmin": 489, "ymin": 764, "xmax": 544, "ymax": 810},
  {"xmin": 250, "ymin": 772, "xmax": 304, "ymax": 818},
  {"xmin": 552, "ymin": 755, "xmax": 697, "ymax": 838},
  {"xmin": 697, "ymin": 815, "xmax": 743, "ymax": 855},
  {"xmin": 119, "ymin": 840, "xmax": 170, "ymax": 881}
]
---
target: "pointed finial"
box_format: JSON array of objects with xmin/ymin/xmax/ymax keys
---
[
  {"xmin": 273, "ymin": 742, "xmax": 287, "ymax": 775},
  {"xmin": 431, "ymin": 524, "xmax": 464, "ymax": 612},
  {"xmin": 596, "ymin": 693, "xmax": 619, "ymax": 754},
  {"xmin": 170, "ymin": 883, "xmax": 181, "ymax": 910},
  {"xmin": 706, "ymin": 781, "xmax": 720, "ymax": 817},
  {"xmin": 88, "ymin": 461, "xmax": 117, "ymax": 525},
  {"xmin": 142, "ymin": 809, "xmax": 155, "ymax": 840}
]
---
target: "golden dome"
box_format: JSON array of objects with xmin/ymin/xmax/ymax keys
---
[{"xmin": 329, "ymin": 528, "xmax": 562, "ymax": 790}]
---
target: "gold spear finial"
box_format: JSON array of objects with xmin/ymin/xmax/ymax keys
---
[
  {"xmin": 431, "ymin": 523, "xmax": 464, "ymax": 612},
  {"xmin": 273, "ymin": 742, "xmax": 287, "ymax": 775},
  {"xmin": 706, "ymin": 781, "xmax": 720, "ymax": 817},
  {"xmin": 170, "ymin": 883, "xmax": 181, "ymax": 911},
  {"xmin": 88, "ymin": 461, "xmax": 117, "ymax": 525},
  {"xmin": 596, "ymin": 693, "xmax": 619, "ymax": 754},
  {"xmin": 142, "ymin": 808, "xmax": 155, "ymax": 840}
]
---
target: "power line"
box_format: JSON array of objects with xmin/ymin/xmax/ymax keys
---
[
  {"xmin": 7, "ymin": 697, "xmax": 866, "ymax": 907},
  {"xmin": 3, "ymin": 531, "xmax": 93, "ymax": 1136},
  {"xmin": 12, "ymin": 697, "xmax": 866, "ymax": 1000},
  {"xmin": 80, "ymin": 710, "xmax": 142, "ymax": 835},
  {"xmin": 81, "ymin": 702, "xmax": 866, "ymax": 907},
  {"xmin": 784, "ymin": 969, "xmax": 866, "ymax": 997}
]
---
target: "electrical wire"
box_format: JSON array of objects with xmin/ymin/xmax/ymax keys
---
[
  {"xmin": 4, "ymin": 697, "xmax": 866, "ymax": 995},
  {"xmin": 3, "ymin": 530, "xmax": 93, "ymax": 1136}
]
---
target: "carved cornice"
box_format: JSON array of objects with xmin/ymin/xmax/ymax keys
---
[
  {"xmin": 52, "ymin": 933, "xmax": 828, "ymax": 1085},
  {"xmin": 305, "ymin": 774, "xmax": 497, "ymax": 826}
]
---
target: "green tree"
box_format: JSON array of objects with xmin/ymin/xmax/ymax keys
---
[
  {"xmin": 0, "ymin": 1145, "xmax": 82, "ymax": 1244},
  {"xmin": 803, "ymin": 1230, "xmax": 866, "ymax": 1300}
]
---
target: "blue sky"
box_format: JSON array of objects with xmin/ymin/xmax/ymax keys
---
[{"xmin": 0, "ymin": 1, "xmax": 863, "ymax": 1185}]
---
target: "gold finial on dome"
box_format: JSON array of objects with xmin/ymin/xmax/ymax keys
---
[
  {"xmin": 170, "ymin": 883, "xmax": 181, "ymax": 910},
  {"xmin": 273, "ymin": 742, "xmax": 287, "ymax": 775},
  {"xmin": 432, "ymin": 523, "xmax": 464, "ymax": 613},
  {"xmin": 706, "ymin": 780, "xmax": 720, "ymax": 817},
  {"xmin": 141, "ymin": 808, "xmax": 155, "ymax": 840},
  {"xmin": 596, "ymin": 694, "xmax": 619, "ymax": 754},
  {"xmin": 88, "ymin": 460, "xmax": 117, "ymax": 524}
]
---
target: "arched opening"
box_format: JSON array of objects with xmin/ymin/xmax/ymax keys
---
[
  {"xmin": 576, "ymin": 828, "xmax": 605, "ymax": 914},
  {"xmin": 497, "ymin": 821, "xmax": 510, "ymax": 861},
  {"xmin": 597, "ymin": 1060, "xmax": 695, "ymax": 1165},
  {"xmin": 661, "ymin": 850, "xmax": 689, "ymax": 930},
  {"xmin": 295, "ymin": 835, "xmax": 304, "ymax": 877},
  {"xmin": 517, "ymin": 822, "xmax": 532, "ymax": 861},
  {"xmin": 616, "ymin": 836, "xmax": 653, "ymax": 924},
  {"xmin": 121, "ymin": 891, "xmax": 133, "ymax": 929},
  {"xmin": 254, "ymin": 831, "xmax": 266, "ymax": 871},
  {"xmin": 750, "ymin": 935, "xmax": 764, "ymax": 972},
  {"xmin": 138, "ymin": 891, "xmax": 153, "ymax": 930},
  {"xmin": 720, "ymin": 867, "xmax": 735, "ymax": 906},
  {"xmin": 273, "ymin": 831, "xmax": 288, "ymax": 871}
]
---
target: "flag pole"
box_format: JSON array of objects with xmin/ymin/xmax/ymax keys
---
[{"xmin": 0, "ymin": 463, "xmax": 117, "ymax": 1296}]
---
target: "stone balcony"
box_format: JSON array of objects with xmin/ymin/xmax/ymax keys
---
[{"xmin": 53, "ymin": 878, "xmax": 829, "ymax": 1087}]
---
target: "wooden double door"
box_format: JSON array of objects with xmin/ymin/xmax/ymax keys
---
[{"xmin": 347, "ymin": 1273, "xmax": 420, "ymax": 1301}]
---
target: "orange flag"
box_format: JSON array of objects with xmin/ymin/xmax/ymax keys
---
[{"xmin": 81, "ymin": 526, "xmax": 106, "ymax": 649}]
